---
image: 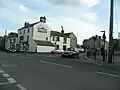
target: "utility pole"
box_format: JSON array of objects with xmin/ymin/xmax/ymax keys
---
[{"xmin": 108, "ymin": 0, "xmax": 114, "ymax": 63}]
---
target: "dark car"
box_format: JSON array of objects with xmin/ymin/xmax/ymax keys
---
[{"xmin": 61, "ymin": 48, "xmax": 79, "ymax": 58}]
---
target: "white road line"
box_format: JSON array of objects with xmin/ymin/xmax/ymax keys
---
[
  {"xmin": 2, "ymin": 64, "xmax": 18, "ymax": 67},
  {"xmin": 2, "ymin": 73, "xmax": 10, "ymax": 77},
  {"xmin": 0, "ymin": 82, "xmax": 11, "ymax": 85},
  {"xmin": 0, "ymin": 70, "xmax": 4, "ymax": 73},
  {"xmin": 7, "ymin": 78, "xmax": 17, "ymax": 83},
  {"xmin": 83, "ymin": 59, "xmax": 103, "ymax": 65},
  {"xmin": 20, "ymin": 56, "xmax": 30, "ymax": 59},
  {"xmin": 95, "ymin": 71, "xmax": 120, "ymax": 78},
  {"xmin": 40, "ymin": 60, "xmax": 72, "ymax": 68},
  {"xmin": 17, "ymin": 84, "xmax": 27, "ymax": 90}
]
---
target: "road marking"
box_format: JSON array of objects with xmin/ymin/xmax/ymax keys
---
[
  {"xmin": 2, "ymin": 64, "xmax": 18, "ymax": 67},
  {"xmin": 95, "ymin": 71, "xmax": 120, "ymax": 78},
  {"xmin": 20, "ymin": 56, "xmax": 30, "ymax": 59},
  {"xmin": 83, "ymin": 58, "xmax": 103, "ymax": 65},
  {"xmin": 0, "ymin": 70, "xmax": 4, "ymax": 73},
  {"xmin": 40, "ymin": 60, "xmax": 72, "ymax": 68},
  {"xmin": 2, "ymin": 73, "xmax": 10, "ymax": 77},
  {"xmin": 0, "ymin": 82, "xmax": 11, "ymax": 85},
  {"xmin": 7, "ymin": 78, "xmax": 17, "ymax": 83},
  {"xmin": 17, "ymin": 84, "xmax": 27, "ymax": 90}
]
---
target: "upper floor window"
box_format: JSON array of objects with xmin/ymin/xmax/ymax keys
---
[
  {"xmin": 57, "ymin": 36, "xmax": 60, "ymax": 41},
  {"xmin": 46, "ymin": 37, "xmax": 48, "ymax": 41},
  {"xmin": 24, "ymin": 30, "xmax": 25, "ymax": 34},
  {"xmin": 63, "ymin": 37, "xmax": 67, "ymax": 44},
  {"xmin": 52, "ymin": 36, "xmax": 55, "ymax": 41},
  {"xmin": 19, "ymin": 30, "xmax": 22, "ymax": 34},
  {"xmin": 13, "ymin": 38, "xmax": 15, "ymax": 43},
  {"xmin": 27, "ymin": 28, "xmax": 29, "ymax": 33},
  {"xmin": 19, "ymin": 36, "xmax": 24, "ymax": 42},
  {"xmin": 27, "ymin": 36, "xmax": 29, "ymax": 42}
]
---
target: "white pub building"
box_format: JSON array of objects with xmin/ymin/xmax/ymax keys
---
[{"xmin": 18, "ymin": 16, "xmax": 71, "ymax": 52}]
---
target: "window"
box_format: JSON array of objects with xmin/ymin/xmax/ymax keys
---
[
  {"xmin": 46, "ymin": 37, "xmax": 48, "ymax": 41},
  {"xmin": 13, "ymin": 38, "xmax": 15, "ymax": 43},
  {"xmin": 27, "ymin": 28, "xmax": 29, "ymax": 33},
  {"xmin": 57, "ymin": 36, "xmax": 60, "ymax": 41},
  {"xmin": 27, "ymin": 36, "xmax": 29, "ymax": 42},
  {"xmin": 26, "ymin": 44, "xmax": 29, "ymax": 50},
  {"xmin": 63, "ymin": 37, "xmax": 67, "ymax": 44},
  {"xmin": 52, "ymin": 36, "xmax": 55, "ymax": 41},
  {"xmin": 19, "ymin": 36, "xmax": 24, "ymax": 42},
  {"xmin": 24, "ymin": 30, "xmax": 25, "ymax": 34},
  {"xmin": 56, "ymin": 45, "xmax": 59, "ymax": 50},
  {"xmin": 31, "ymin": 27, "xmax": 33, "ymax": 36},
  {"xmin": 19, "ymin": 30, "xmax": 22, "ymax": 34}
]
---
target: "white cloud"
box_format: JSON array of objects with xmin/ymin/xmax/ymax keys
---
[
  {"xmin": 0, "ymin": 0, "xmax": 104, "ymax": 44},
  {"xmin": 47, "ymin": 16, "xmax": 107, "ymax": 44},
  {"xmin": 0, "ymin": 28, "xmax": 17, "ymax": 36},
  {"xmin": 19, "ymin": 4, "xmax": 28, "ymax": 12},
  {"xmin": 82, "ymin": 0, "xmax": 100, "ymax": 7},
  {"xmin": 47, "ymin": 0, "xmax": 100, "ymax": 7},
  {"xmin": 83, "ymin": 13, "xmax": 97, "ymax": 21}
]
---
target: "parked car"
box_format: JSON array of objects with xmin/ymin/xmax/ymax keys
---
[
  {"xmin": 51, "ymin": 49, "xmax": 64, "ymax": 54},
  {"xmin": 78, "ymin": 48, "xmax": 84, "ymax": 53},
  {"xmin": 61, "ymin": 48, "xmax": 79, "ymax": 58},
  {"xmin": 7, "ymin": 48, "xmax": 17, "ymax": 53}
]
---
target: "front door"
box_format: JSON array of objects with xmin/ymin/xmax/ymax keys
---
[{"xmin": 63, "ymin": 45, "xmax": 66, "ymax": 51}]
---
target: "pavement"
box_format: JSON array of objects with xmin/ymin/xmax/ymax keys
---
[
  {"xmin": 84, "ymin": 52, "xmax": 120, "ymax": 65},
  {"xmin": 0, "ymin": 51, "xmax": 120, "ymax": 90}
]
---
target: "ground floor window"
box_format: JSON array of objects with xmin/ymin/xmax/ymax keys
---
[
  {"xmin": 56, "ymin": 45, "xmax": 59, "ymax": 50},
  {"xmin": 63, "ymin": 45, "xmax": 66, "ymax": 51}
]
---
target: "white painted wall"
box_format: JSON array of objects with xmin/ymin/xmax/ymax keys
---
[
  {"xmin": 5, "ymin": 37, "xmax": 18, "ymax": 50},
  {"xmin": 5, "ymin": 39, "xmax": 10, "ymax": 50},
  {"xmin": 33, "ymin": 22, "xmax": 51, "ymax": 41},
  {"xmin": 37, "ymin": 45, "xmax": 55, "ymax": 52},
  {"xmin": 18, "ymin": 26, "xmax": 33, "ymax": 51},
  {"xmin": 28, "ymin": 39, "xmax": 37, "ymax": 52},
  {"xmin": 18, "ymin": 27, "xmax": 33, "ymax": 43},
  {"xmin": 51, "ymin": 36, "xmax": 70, "ymax": 50},
  {"xmin": 101, "ymin": 41, "xmax": 109, "ymax": 50}
]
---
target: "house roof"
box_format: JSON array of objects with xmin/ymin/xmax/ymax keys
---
[
  {"xmin": 64, "ymin": 33, "xmax": 71, "ymax": 36},
  {"xmin": 29, "ymin": 22, "xmax": 39, "ymax": 27},
  {"xmin": 18, "ymin": 21, "xmax": 39, "ymax": 30},
  {"xmin": 34, "ymin": 40, "xmax": 55, "ymax": 47},
  {"xmin": 51, "ymin": 31, "xmax": 70, "ymax": 37}
]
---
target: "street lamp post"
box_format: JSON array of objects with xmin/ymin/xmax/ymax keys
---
[
  {"xmin": 101, "ymin": 31, "xmax": 106, "ymax": 62},
  {"xmin": 93, "ymin": 36, "xmax": 97, "ymax": 60}
]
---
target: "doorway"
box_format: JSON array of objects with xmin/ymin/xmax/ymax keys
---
[{"xmin": 63, "ymin": 45, "xmax": 66, "ymax": 51}]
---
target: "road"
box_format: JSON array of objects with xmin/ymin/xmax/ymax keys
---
[{"xmin": 0, "ymin": 51, "xmax": 120, "ymax": 90}]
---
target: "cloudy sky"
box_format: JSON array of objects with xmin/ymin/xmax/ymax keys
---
[{"xmin": 0, "ymin": 0, "xmax": 120, "ymax": 44}]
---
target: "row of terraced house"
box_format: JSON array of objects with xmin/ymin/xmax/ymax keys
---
[{"xmin": 4, "ymin": 16, "xmax": 77, "ymax": 53}]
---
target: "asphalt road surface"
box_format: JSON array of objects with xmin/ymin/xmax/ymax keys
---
[{"xmin": 0, "ymin": 51, "xmax": 120, "ymax": 90}]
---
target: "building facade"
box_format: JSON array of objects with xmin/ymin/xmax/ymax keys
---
[
  {"xmin": 64, "ymin": 32, "xmax": 77, "ymax": 48},
  {"xmin": 5, "ymin": 32, "xmax": 19, "ymax": 51},
  {"xmin": 18, "ymin": 16, "xmax": 55, "ymax": 52},
  {"xmin": 50, "ymin": 31, "xmax": 70, "ymax": 51},
  {"xmin": 83, "ymin": 35, "xmax": 109, "ymax": 51}
]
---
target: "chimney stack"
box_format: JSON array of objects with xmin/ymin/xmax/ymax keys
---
[
  {"xmin": 40, "ymin": 16, "xmax": 46, "ymax": 23},
  {"xmin": 61, "ymin": 26, "xmax": 64, "ymax": 34}
]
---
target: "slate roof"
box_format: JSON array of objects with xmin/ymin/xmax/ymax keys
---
[
  {"xmin": 34, "ymin": 40, "xmax": 55, "ymax": 47},
  {"xmin": 18, "ymin": 22, "xmax": 39, "ymax": 30},
  {"xmin": 64, "ymin": 33, "xmax": 71, "ymax": 36},
  {"xmin": 51, "ymin": 31, "xmax": 70, "ymax": 37}
]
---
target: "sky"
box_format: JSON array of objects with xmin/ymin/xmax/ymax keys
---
[{"xmin": 0, "ymin": 0, "xmax": 120, "ymax": 44}]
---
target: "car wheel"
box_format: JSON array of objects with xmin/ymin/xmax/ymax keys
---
[{"xmin": 74, "ymin": 54, "xmax": 79, "ymax": 58}]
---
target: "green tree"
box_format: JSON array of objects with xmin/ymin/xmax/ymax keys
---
[{"xmin": 112, "ymin": 39, "xmax": 119, "ymax": 49}]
